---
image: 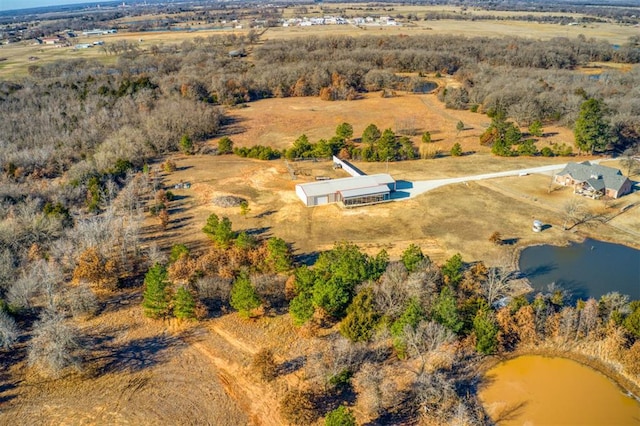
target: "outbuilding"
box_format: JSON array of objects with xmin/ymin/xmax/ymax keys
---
[{"xmin": 295, "ymin": 174, "xmax": 396, "ymax": 207}]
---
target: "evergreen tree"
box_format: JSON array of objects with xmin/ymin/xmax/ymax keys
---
[
  {"xmin": 266, "ymin": 237, "xmax": 292, "ymax": 273},
  {"xmin": 574, "ymin": 98, "xmax": 610, "ymax": 154},
  {"xmin": 431, "ymin": 286, "xmax": 463, "ymax": 333},
  {"xmin": 335, "ymin": 122, "xmax": 354, "ymax": 140},
  {"xmin": 179, "ymin": 134, "xmax": 193, "ymax": 154},
  {"xmin": 202, "ymin": 213, "xmax": 220, "ymax": 237},
  {"xmin": 142, "ymin": 263, "xmax": 170, "ymax": 319},
  {"xmin": 401, "ymin": 243, "xmax": 425, "ymax": 273},
  {"xmin": 528, "ymin": 120, "xmax": 543, "ymax": 137},
  {"xmin": 421, "ymin": 131, "xmax": 432, "ymax": 143},
  {"xmin": 230, "ymin": 273, "xmax": 261, "ymax": 317},
  {"xmin": 173, "ymin": 286, "xmax": 197, "ymax": 320},
  {"xmin": 362, "ymin": 124, "xmax": 381, "ymax": 144},
  {"xmin": 169, "ymin": 243, "xmax": 190, "ymax": 263},
  {"xmin": 339, "ymin": 288, "xmax": 380, "ymax": 342},
  {"xmin": 235, "ymin": 231, "xmax": 258, "ymax": 250},
  {"xmin": 290, "ymin": 291, "xmax": 315, "ymax": 326},
  {"xmin": 473, "ymin": 308, "xmax": 499, "ymax": 354},
  {"xmin": 442, "ymin": 253, "xmax": 464, "ymax": 286},
  {"xmin": 218, "ymin": 136, "xmax": 234, "ymax": 154},
  {"xmin": 390, "ymin": 298, "xmax": 426, "ymax": 337},
  {"xmin": 214, "ymin": 216, "xmax": 235, "ymax": 248}
]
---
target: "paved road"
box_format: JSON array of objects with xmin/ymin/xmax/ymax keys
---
[{"xmin": 394, "ymin": 162, "xmax": 587, "ymax": 199}]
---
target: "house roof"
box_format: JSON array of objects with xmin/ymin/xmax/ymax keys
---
[
  {"xmin": 296, "ymin": 174, "xmax": 395, "ymax": 198},
  {"xmin": 556, "ymin": 161, "xmax": 629, "ymax": 193}
]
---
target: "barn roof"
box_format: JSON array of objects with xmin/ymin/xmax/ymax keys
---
[{"xmin": 296, "ymin": 174, "xmax": 395, "ymax": 198}]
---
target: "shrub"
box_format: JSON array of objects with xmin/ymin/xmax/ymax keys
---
[
  {"xmin": 450, "ymin": 142, "xmax": 462, "ymax": 157},
  {"xmin": 325, "ymin": 406, "xmax": 356, "ymax": 426},
  {"xmin": 280, "ymin": 390, "xmax": 317, "ymax": 425},
  {"xmin": 251, "ymin": 348, "xmax": 278, "ymax": 382}
]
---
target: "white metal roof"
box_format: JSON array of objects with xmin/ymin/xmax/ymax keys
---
[
  {"xmin": 296, "ymin": 174, "xmax": 395, "ymax": 198},
  {"xmin": 339, "ymin": 185, "xmax": 390, "ymax": 198}
]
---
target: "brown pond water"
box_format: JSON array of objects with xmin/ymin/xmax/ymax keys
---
[{"xmin": 479, "ymin": 355, "xmax": 640, "ymax": 425}]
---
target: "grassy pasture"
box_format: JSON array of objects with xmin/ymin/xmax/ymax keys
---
[{"xmin": 155, "ymin": 92, "xmax": 639, "ymax": 267}]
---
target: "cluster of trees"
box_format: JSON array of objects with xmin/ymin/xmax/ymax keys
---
[
  {"xmin": 140, "ymin": 213, "xmax": 293, "ymax": 320},
  {"xmin": 0, "ymin": 168, "xmax": 159, "ymax": 377},
  {"xmin": 284, "ymin": 123, "xmax": 417, "ymax": 162},
  {"xmin": 274, "ymin": 242, "xmax": 640, "ymax": 424}
]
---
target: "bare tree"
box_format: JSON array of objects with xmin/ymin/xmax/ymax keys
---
[
  {"xmin": 402, "ymin": 320, "xmax": 455, "ymax": 370},
  {"xmin": 56, "ymin": 282, "xmax": 99, "ymax": 319},
  {"xmin": 28, "ymin": 309, "xmax": 82, "ymax": 377},
  {"xmin": 577, "ymin": 298, "xmax": 599, "ymax": 338},
  {"xmin": 481, "ymin": 265, "xmax": 518, "ymax": 306},
  {"xmin": 0, "ymin": 310, "xmax": 18, "ymax": 350},
  {"xmin": 620, "ymin": 145, "xmax": 640, "ymax": 177},
  {"xmin": 562, "ymin": 197, "xmax": 611, "ymax": 230}
]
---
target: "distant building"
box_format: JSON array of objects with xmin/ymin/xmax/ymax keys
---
[
  {"xmin": 554, "ymin": 161, "xmax": 633, "ymax": 199},
  {"xmin": 40, "ymin": 35, "xmax": 65, "ymax": 45}
]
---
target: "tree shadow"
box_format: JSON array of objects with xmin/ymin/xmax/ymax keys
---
[
  {"xmin": 255, "ymin": 210, "xmax": 276, "ymax": 219},
  {"xmin": 502, "ymin": 237, "xmax": 520, "ymax": 246},
  {"xmin": 493, "ymin": 400, "xmax": 529, "ymax": 423},
  {"xmin": 521, "ymin": 263, "xmax": 557, "ymax": 279},
  {"xmin": 92, "ymin": 333, "xmax": 184, "ymax": 376},
  {"xmin": 278, "ymin": 355, "xmax": 306, "ymax": 376},
  {"xmin": 294, "ymin": 251, "xmax": 321, "ymax": 266},
  {"xmin": 0, "ymin": 371, "xmax": 19, "ymax": 405},
  {"xmin": 244, "ymin": 226, "xmax": 271, "ymax": 237},
  {"xmin": 219, "ymin": 115, "xmax": 248, "ymax": 137}
]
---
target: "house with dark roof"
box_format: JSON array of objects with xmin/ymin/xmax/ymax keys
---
[{"xmin": 554, "ymin": 161, "xmax": 633, "ymax": 199}]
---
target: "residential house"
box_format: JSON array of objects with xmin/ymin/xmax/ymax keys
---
[{"xmin": 554, "ymin": 161, "xmax": 633, "ymax": 199}]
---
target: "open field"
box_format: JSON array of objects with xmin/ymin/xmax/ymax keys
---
[
  {"xmin": 2, "ymin": 5, "xmax": 639, "ymax": 79},
  {"xmin": 150, "ymin": 92, "xmax": 639, "ymax": 266},
  {"xmin": 223, "ymin": 91, "xmax": 575, "ymax": 154}
]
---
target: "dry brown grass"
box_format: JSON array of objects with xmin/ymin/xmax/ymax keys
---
[{"xmin": 157, "ymin": 92, "xmax": 639, "ymax": 267}]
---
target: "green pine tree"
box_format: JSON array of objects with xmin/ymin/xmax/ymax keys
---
[
  {"xmin": 473, "ymin": 308, "xmax": 499, "ymax": 354},
  {"xmin": 401, "ymin": 244, "xmax": 425, "ymax": 273},
  {"xmin": 142, "ymin": 263, "xmax": 170, "ymax": 319},
  {"xmin": 202, "ymin": 213, "xmax": 220, "ymax": 237},
  {"xmin": 266, "ymin": 237, "xmax": 292, "ymax": 273},
  {"xmin": 230, "ymin": 273, "xmax": 261, "ymax": 317},
  {"xmin": 574, "ymin": 98, "xmax": 610, "ymax": 154},
  {"xmin": 173, "ymin": 286, "xmax": 197, "ymax": 320},
  {"xmin": 339, "ymin": 288, "xmax": 380, "ymax": 342},
  {"xmin": 431, "ymin": 286, "xmax": 463, "ymax": 333}
]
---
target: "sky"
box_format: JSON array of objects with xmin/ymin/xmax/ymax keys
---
[{"xmin": 0, "ymin": 0, "xmax": 106, "ymax": 13}]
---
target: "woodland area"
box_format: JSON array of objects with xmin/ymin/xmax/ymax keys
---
[{"xmin": 1, "ymin": 19, "xmax": 640, "ymax": 424}]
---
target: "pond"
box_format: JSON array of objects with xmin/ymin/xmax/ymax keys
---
[
  {"xmin": 480, "ymin": 355, "xmax": 640, "ymax": 425},
  {"xmin": 519, "ymin": 238, "xmax": 640, "ymax": 301}
]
